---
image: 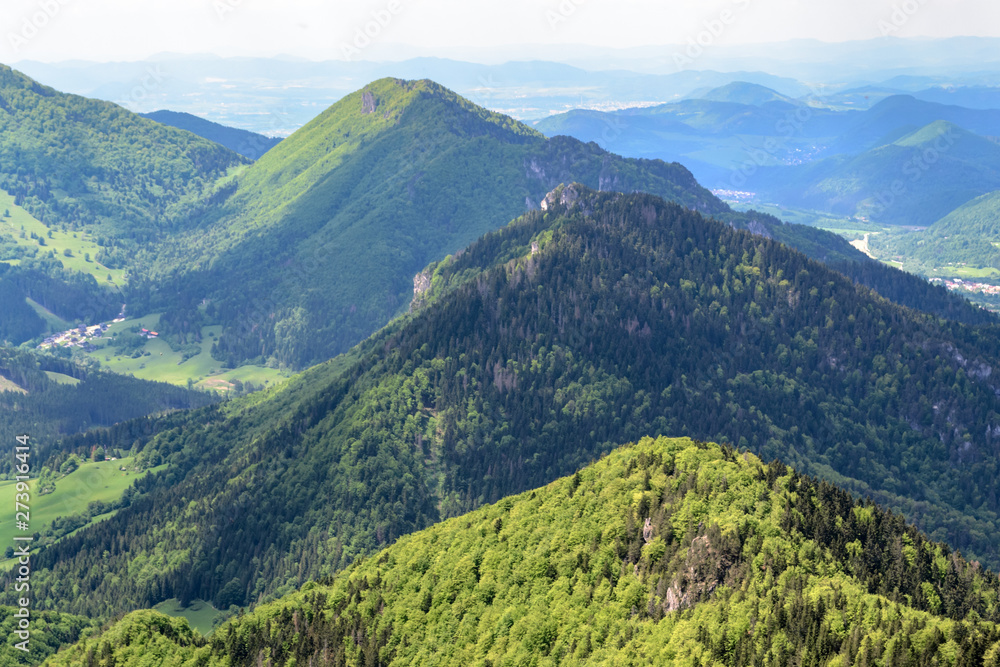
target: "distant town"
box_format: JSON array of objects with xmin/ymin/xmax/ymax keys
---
[
  {"xmin": 37, "ymin": 306, "xmax": 137, "ymax": 352},
  {"xmin": 931, "ymin": 277, "xmax": 1000, "ymax": 298}
]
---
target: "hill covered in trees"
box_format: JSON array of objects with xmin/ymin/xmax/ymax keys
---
[
  {"xmin": 15, "ymin": 186, "xmax": 1000, "ymax": 629},
  {"xmin": 44, "ymin": 437, "xmax": 1000, "ymax": 666},
  {"xmin": 132, "ymin": 77, "xmax": 725, "ymax": 369},
  {"xmin": 872, "ymin": 189, "xmax": 1000, "ymax": 272},
  {"xmin": 0, "ymin": 64, "xmax": 247, "ymax": 343},
  {"xmin": 1, "ymin": 69, "xmax": 985, "ymax": 363},
  {"xmin": 744, "ymin": 121, "xmax": 1000, "ymax": 226},
  {"xmin": 0, "ymin": 64, "xmax": 246, "ymax": 248}
]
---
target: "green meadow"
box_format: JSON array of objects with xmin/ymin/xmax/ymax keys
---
[
  {"xmin": 81, "ymin": 314, "xmax": 289, "ymax": 392},
  {"xmin": 26, "ymin": 297, "xmax": 73, "ymax": 332},
  {"xmin": 152, "ymin": 598, "xmax": 224, "ymax": 636},
  {"xmin": 0, "ymin": 457, "xmax": 157, "ymax": 548},
  {"xmin": 43, "ymin": 370, "xmax": 80, "ymax": 386},
  {"xmin": 0, "ymin": 188, "xmax": 127, "ymax": 286}
]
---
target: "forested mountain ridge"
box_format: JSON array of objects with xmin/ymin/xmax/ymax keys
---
[
  {"xmin": 0, "ymin": 64, "xmax": 247, "ymax": 245},
  {"xmin": 718, "ymin": 207, "xmax": 996, "ymax": 326},
  {"xmin": 129, "ymin": 77, "xmax": 727, "ymax": 370},
  {"xmin": 16, "ymin": 186, "xmax": 1000, "ymax": 626},
  {"xmin": 745, "ymin": 121, "xmax": 1000, "ymax": 226},
  {"xmin": 871, "ymin": 189, "xmax": 1000, "ymax": 271},
  {"xmin": 1, "ymin": 68, "xmax": 984, "ymax": 359},
  {"xmin": 131, "ymin": 77, "xmax": 990, "ymax": 370},
  {"xmin": 0, "ymin": 63, "xmax": 247, "ymax": 338},
  {"xmin": 44, "ymin": 437, "xmax": 1000, "ymax": 666}
]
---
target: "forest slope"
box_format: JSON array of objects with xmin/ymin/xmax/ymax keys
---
[
  {"xmin": 15, "ymin": 186, "xmax": 1000, "ymax": 624},
  {"xmin": 135, "ymin": 77, "xmax": 723, "ymax": 369},
  {"xmin": 46, "ymin": 437, "xmax": 1000, "ymax": 666}
]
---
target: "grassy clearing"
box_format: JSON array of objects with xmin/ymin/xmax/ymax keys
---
[
  {"xmin": 0, "ymin": 457, "xmax": 158, "ymax": 547},
  {"xmin": 0, "ymin": 188, "xmax": 127, "ymax": 286},
  {"xmin": 82, "ymin": 315, "xmax": 289, "ymax": 391},
  {"xmin": 152, "ymin": 598, "xmax": 224, "ymax": 636},
  {"xmin": 43, "ymin": 370, "xmax": 80, "ymax": 385},
  {"xmin": 0, "ymin": 374, "xmax": 26, "ymax": 393},
  {"xmin": 25, "ymin": 297, "xmax": 73, "ymax": 332},
  {"xmin": 938, "ymin": 265, "xmax": 1000, "ymax": 279}
]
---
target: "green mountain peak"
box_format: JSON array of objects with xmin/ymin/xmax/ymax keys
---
[{"xmin": 44, "ymin": 437, "xmax": 1000, "ymax": 666}]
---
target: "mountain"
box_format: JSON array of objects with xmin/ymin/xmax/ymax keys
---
[
  {"xmin": 535, "ymin": 92, "xmax": 1000, "ymax": 191},
  {"xmin": 696, "ymin": 81, "xmax": 798, "ymax": 107},
  {"xmin": 871, "ymin": 190, "xmax": 1000, "ymax": 271},
  {"xmin": 16, "ymin": 186, "xmax": 1000, "ymax": 626},
  {"xmin": 913, "ymin": 85, "xmax": 1000, "ymax": 111},
  {"xmin": 747, "ymin": 121, "xmax": 1000, "ymax": 225},
  {"xmin": 923, "ymin": 188, "xmax": 1000, "ymax": 239},
  {"xmin": 141, "ymin": 110, "xmax": 282, "ymax": 160},
  {"xmin": 0, "ymin": 64, "xmax": 246, "ymax": 329},
  {"xmin": 133, "ymin": 77, "xmax": 723, "ymax": 370},
  {"xmin": 829, "ymin": 95, "xmax": 1000, "ymax": 155},
  {"xmin": 535, "ymin": 94, "xmax": 847, "ymax": 188},
  {"xmin": 0, "ymin": 64, "xmax": 246, "ymax": 241},
  {"xmin": 12, "ymin": 55, "xmax": 810, "ymax": 129},
  {"xmin": 45, "ymin": 437, "xmax": 1000, "ymax": 666}
]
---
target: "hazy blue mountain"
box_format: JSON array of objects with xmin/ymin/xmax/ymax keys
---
[
  {"xmin": 747, "ymin": 121, "xmax": 1000, "ymax": 225},
  {"xmin": 141, "ymin": 110, "xmax": 281, "ymax": 160},
  {"xmin": 913, "ymin": 85, "xmax": 1000, "ymax": 110},
  {"xmin": 695, "ymin": 81, "xmax": 800, "ymax": 106}
]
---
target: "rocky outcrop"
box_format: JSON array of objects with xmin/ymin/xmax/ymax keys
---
[
  {"xmin": 361, "ymin": 91, "xmax": 377, "ymax": 114},
  {"xmin": 540, "ymin": 183, "xmax": 588, "ymax": 212},
  {"xmin": 410, "ymin": 270, "xmax": 432, "ymax": 311}
]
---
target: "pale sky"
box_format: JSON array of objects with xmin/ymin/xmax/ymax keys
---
[{"xmin": 1, "ymin": 0, "xmax": 998, "ymax": 63}]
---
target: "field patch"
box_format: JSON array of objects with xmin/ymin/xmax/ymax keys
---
[
  {"xmin": 0, "ymin": 374, "xmax": 26, "ymax": 394},
  {"xmin": 0, "ymin": 458, "xmax": 160, "ymax": 549},
  {"xmin": 152, "ymin": 598, "xmax": 224, "ymax": 636},
  {"xmin": 0, "ymin": 188, "xmax": 127, "ymax": 286},
  {"xmin": 81, "ymin": 315, "xmax": 289, "ymax": 391}
]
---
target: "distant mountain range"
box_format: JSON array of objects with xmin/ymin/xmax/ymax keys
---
[
  {"xmin": 744, "ymin": 121, "xmax": 1000, "ymax": 225},
  {"xmin": 4, "ymin": 55, "xmax": 1000, "ymax": 666},
  {"xmin": 537, "ymin": 83, "xmax": 1000, "ymax": 236},
  {"xmin": 0, "ymin": 64, "xmax": 986, "ymax": 370}
]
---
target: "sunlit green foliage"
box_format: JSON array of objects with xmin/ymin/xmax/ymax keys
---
[{"xmin": 44, "ymin": 438, "xmax": 1000, "ymax": 666}]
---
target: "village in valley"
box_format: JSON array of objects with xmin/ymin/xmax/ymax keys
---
[{"xmin": 35, "ymin": 306, "xmax": 148, "ymax": 352}]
